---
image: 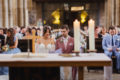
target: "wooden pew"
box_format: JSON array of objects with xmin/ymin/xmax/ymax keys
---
[
  {"xmin": 18, "ymin": 39, "xmax": 32, "ymax": 52},
  {"xmin": 87, "ymin": 38, "xmax": 104, "ymax": 53},
  {"xmin": 21, "ymin": 31, "xmax": 40, "ymax": 53},
  {"xmin": 87, "ymin": 38, "xmax": 104, "ymax": 71}
]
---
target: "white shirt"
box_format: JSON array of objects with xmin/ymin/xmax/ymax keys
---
[{"xmin": 62, "ymin": 36, "xmax": 69, "ymax": 49}]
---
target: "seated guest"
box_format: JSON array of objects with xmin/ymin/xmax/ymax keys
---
[
  {"xmin": 2, "ymin": 28, "xmax": 21, "ymax": 54},
  {"xmin": 14, "ymin": 27, "xmax": 23, "ymax": 39},
  {"xmin": 0, "ymin": 28, "xmax": 21, "ymax": 75},
  {"xmin": 31, "ymin": 27, "xmax": 37, "ymax": 36},
  {"xmin": 55, "ymin": 25, "xmax": 74, "ymax": 80},
  {"xmin": 22, "ymin": 28, "xmax": 32, "ymax": 39},
  {"xmin": 95, "ymin": 26, "xmax": 102, "ymax": 38},
  {"xmin": 20, "ymin": 27, "xmax": 26, "ymax": 37},
  {"xmin": 0, "ymin": 28, "xmax": 5, "ymax": 50},
  {"xmin": 99, "ymin": 27, "xmax": 108, "ymax": 38},
  {"xmin": 80, "ymin": 33, "xmax": 86, "ymax": 53},
  {"xmin": 102, "ymin": 26, "xmax": 120, "ymax": 80},
  {"xmin": 36, "ymin": 28, "xmax": 42, "ymax": 37}
]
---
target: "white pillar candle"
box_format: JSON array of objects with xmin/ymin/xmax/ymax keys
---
[
  {"xmin": 73, "ymin": 19, "xmax": 80, "ymax": 52},
  {"xmin": 88, "ymin": 19, "xmax": 95, "ymax": 50}
]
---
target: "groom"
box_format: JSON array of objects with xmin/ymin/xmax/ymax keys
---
[
  {"xmin": 55, "ymin": 25, "xmax": 74, "ymax": 53},
  {"xmin": 55, "ymin": 25, "xmax": 75, "ymax": 80}
]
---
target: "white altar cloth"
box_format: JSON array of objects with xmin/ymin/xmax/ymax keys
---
[{"xmin": 0, "ymin": 53, "xmax": 112, "ymax": 80}]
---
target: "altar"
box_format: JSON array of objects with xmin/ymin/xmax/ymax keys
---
[{"xmin": 0, "ymin": 53, "xmax": 111, "ymax": 80}]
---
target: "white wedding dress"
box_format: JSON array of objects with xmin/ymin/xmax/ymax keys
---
[
  {"xmin": 35, "ymin": 43, "xmax": 55, "ymax": 53},
  {"xmin": 35, "ymin": 43, "xmax": 72, "ymax": 80}
]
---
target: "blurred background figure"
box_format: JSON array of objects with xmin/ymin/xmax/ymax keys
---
[
  {"xmin": 14, "ymin": 27, "xmax": 23, "ymax": 39},
  {"xmin": 22, "ymin": 28, "xmax": 32, "ymax": 39},
  {"xmin": 0, "ymin": 28, "xmax": 5, "ymax": 50},
  {"xmin": 99, "ymin": 26, "xmax": 107, "ymax": 38}
]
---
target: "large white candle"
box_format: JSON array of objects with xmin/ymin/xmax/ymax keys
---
[
  {"xmin": 88, "ymin": 19, "xmax": 95, "ymax": 50},
  {"xmin": 73, "ymin": 19, "xmax": 80, "ymax": 52}
]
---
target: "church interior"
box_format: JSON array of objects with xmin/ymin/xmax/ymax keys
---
[{"xmin": 0, "ymin": 0, "xmax": 120, "ymax": 80}]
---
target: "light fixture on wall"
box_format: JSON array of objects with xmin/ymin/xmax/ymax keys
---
[
  {"xmin": 51, "ymin": 9, "xmax": 60, "ymax": 25},
  {"xmin": 71, "ymin": 6, "xmax": 84, "ymax": 11},
  {"xmin": 80, "ymin": 11, "xmax": 88, "ymax": 23}
]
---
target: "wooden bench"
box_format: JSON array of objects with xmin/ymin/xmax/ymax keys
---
[{"xmin": 18, "ymin": 39, "xmax": 32, "ymax": 52}]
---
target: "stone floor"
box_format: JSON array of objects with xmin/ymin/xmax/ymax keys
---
[{"xmin": 0, "ymin": 69, "xmax": 120, "ymax": 80}]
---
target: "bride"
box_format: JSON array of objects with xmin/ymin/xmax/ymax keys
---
[
  {"xmin": 35, "ymin": 26, "xmax": 55, "ymax": 53},
  {"xmin": 34, "ymin": 26, "xmax": 59, "ymax": 80}
]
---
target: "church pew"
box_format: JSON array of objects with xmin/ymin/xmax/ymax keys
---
[
  {"xmin": 87, "ymin": 38, "xmax": 104, "ymax": 71},
  {"xmin": 87, "ymin": 38, "xmax": 116, "ymax": 72},
  {"xmin": 18, "ymin": 39, "xmax": 32, "ymax": 52}
]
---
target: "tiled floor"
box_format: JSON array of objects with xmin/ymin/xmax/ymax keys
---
[
  {"xmin": 0, "ymin": 69, "xmax": 120, "ymax": 80},
  {"xmin": 85, "ymin": 70, "xmax": 120, "ymax": 80}
]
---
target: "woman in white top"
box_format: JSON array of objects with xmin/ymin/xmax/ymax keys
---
[
  {"xmin": 34, "ymin": 26, "xmax": 59, "ymax": 80},
  {"xmin": 35, "ymin": 26, "xmax": 55, "ymax": 53}
]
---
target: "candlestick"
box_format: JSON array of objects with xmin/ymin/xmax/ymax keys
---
[
  {"xmin": 88, "ymin": 19, "xmax": 95, "ymax": 50},
  {"xmin": 73, "ymin": 19, "xmax": 80, "ymax": 52}
]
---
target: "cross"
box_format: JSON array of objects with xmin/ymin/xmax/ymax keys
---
[{"xmin": 31, "ymin": 30, "xmax": 40, "ymax": 53}]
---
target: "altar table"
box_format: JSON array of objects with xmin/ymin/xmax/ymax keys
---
[{"xmin": 0, "ymin": 53, "xmax": 111, "ymax": 80}]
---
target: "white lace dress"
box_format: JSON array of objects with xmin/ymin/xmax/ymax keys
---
[
  {"xmin": 35, "ymin": 43, "xmax": 72, "ymax": 80},
  {"xmin": 35, "ymin": 43, "xmax": 55, "ymax": 53}
]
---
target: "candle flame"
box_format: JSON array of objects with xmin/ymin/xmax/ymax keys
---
[{"xmin": 89, "ymin": 19, "xmax": 94, "ymax": 23}]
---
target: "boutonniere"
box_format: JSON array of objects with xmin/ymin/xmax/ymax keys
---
[
  {"xmin": 60, "ymin": 38, "xmax": 64, "ymax": 43},
  {"xmin": 69, "ymin": 43, "xmax": 73, "ymax": 46}
]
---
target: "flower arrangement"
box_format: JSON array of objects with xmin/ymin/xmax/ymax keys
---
[{"xmin": 2, "ymin": 45, "xmax": 9, "ymax": 51}]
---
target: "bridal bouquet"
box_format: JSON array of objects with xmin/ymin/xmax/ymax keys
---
[{"xmin": 2, "ymin": 45, "xmax": 9, "ymax": 51}]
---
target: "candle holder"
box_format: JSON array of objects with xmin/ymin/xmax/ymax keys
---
[
  {"xmin": 87, "ymin": 49, "xmax": 97, "ymax": 53},
  {"xmin": 72, "ymin": 51, "xmax": 80, "ymax": 56}
]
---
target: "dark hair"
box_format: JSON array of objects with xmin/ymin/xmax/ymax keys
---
[
  {"xmin": 26, "ymin": 28, "xmax": 31, "ymax": 34},
  {"xmin": 20, "ymin": 26, "xmax": 25, "ymax": 30},
  {"xmin": 6, "ymin": 28, "xmax": 15, "ymax": 46},
  {"xmin": 95, "ymin": 26, "xmax": 99, "ymax": 30},
  {"xmin": 3, "ymin": 28, "xmax": 7, "ymax": 34},
  {"xmin": 0, "ymin": 28, "xmax": 3, "ymax": 30},
  {"xmin": 109, "ymin": 26, "xmax": 115, "ymax": 30},
  {"xmin": 61, "ymin": 24, "xmax": 69, "ymax": 30},
  {"xmin": 43, "ymin": 25, "xmax": 51, "ymax": 36},
  {"xmin": 32, "ymin": 27, "xmax": 37, "ymax": 35},
  {"xmin": 37, "ymin": 28, "xmax": 41, "ymax": 31},
  {"xmin": 32, "ymin": 27, "xmax": 36, "ymax": 30}
]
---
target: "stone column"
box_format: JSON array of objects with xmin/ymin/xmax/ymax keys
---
[
  {"xmin": 2, "ymin": 0, "xmax": 9, "ymax": 28},
  {"xmin": 8, "ymin": 0, "xmax": 13, "ymax": 27},
  {"xmin": 104, "ymin": 0, "xmax": 107, "ymax": 29},
  {"xmin": 27, "ymin": 0, "xmax": 32, "ymax": 11},
  {"xmin": 0, "ymin": 0, "xmax": 3, "ymax": 27},
  {"xmin": 111, "ymin": 0, "xmax": 115, "ymax": 25},
  {"xmin": 12, "ymin": 0, "xmax": 18, "ymax": 26},
  {"xmin": 115, "ymin": 0, "xmax": 119, "ymax": 26},
  {"xmin": 24, "ymin": 0, "xmax": 29, "ymax": 27},
  {"xmin": 105, "ymin": 0, "xmax": 113, "ymax": 29},
  {"xmin": 18, "ymin": 0, "xmax": 24, "ymax": 27}
]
